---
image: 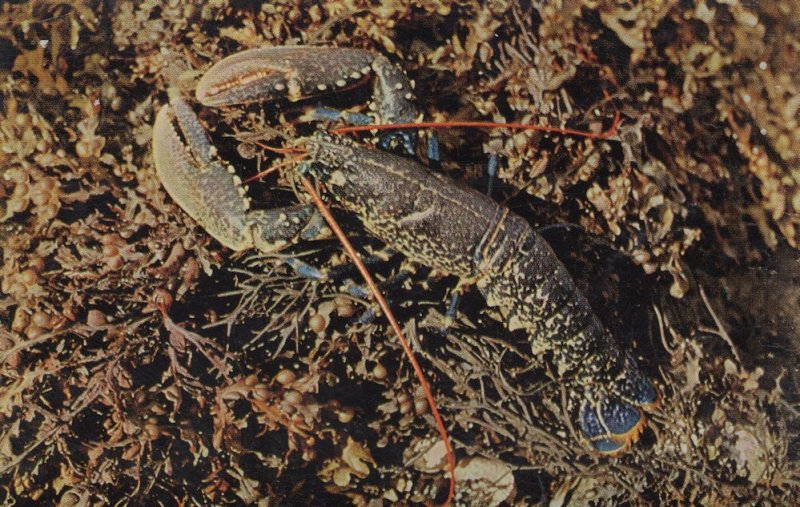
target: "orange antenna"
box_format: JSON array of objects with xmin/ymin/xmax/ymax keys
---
[
  {"xmin": 332, "ymin": 110, "xmax": 621, "ymax": 140},
  {"xmin": 244, "ymin": 150, "xmax": 308, "ymax": 184},
  {"xmin": 252, "ymin": 141, "xmax": 307, "ymax": 155},
  {"xmin": 299, "ymin": 176, "xmax": 456, "ymax": 506}
]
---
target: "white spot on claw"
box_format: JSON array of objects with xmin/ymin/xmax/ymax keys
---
[
  {"xmin": 350, "ymin": 71, "xmax": 361, "ymax": 80},
  {"xmin": 336, "ymin": 79, "xmax": 346, "ymax": 87},
  {"xmin": 394, "ymin": 83, "xmax": 403, "ymax": 90},
  {"xmin": 317, "ymin": 83, "xmax": 327, "ymax": 91},
  {"xmin": 274, "ymin": 83, "xmax": 286, "ymax": 91}
]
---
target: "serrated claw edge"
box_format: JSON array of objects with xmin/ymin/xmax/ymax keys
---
[{"xmin": 152, "ymin": 93, "xmax": 253, "ymax": 251}]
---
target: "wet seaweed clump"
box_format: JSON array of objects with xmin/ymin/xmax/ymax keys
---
[{"xmin": 1, "ymin": 0, "xmax": 799, "ymax": 505}]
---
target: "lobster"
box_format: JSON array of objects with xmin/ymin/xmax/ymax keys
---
[{"xmin": 151, "ymin": 46, "xmax": 659, "ymax": 456}]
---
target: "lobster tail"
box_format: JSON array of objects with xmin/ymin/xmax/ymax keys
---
[
  {"xmin": 579, "ymin": 398, "xmax": 646, "ymax": 453},
  {"xmin": 475, "ymin": 213, "xmax": 659, "ymax": 453},
  {"xmin": 576, "ymin": 354, "xmax": 658, "ymax": 454}
]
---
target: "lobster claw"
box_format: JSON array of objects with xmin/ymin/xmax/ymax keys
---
[
  {"xmin": 153, "ymin": 89, "xmax": 324, "ymax": 254},
  {"xmin": 153, "ymin": 89, "xmax": 254, "ymax": 251},
  {"xmin": 195, "ymin": 46, "xmax": 418, "ymax": 124}
]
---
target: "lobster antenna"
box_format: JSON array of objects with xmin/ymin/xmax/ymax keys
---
[
  {"xmin": 244, "ymin": 150, "xmax": 308, "ymax": 184},
  {"xmin": 252, "ymin": 141, "xmax": 307, "ymax": 154},
  {"xmin": 332, "ymin": 110, "xmax": 621, "ymax": 140},
  {"xmin": 299, "ymin": 176, "xmax": 457, "ymax": 507}
]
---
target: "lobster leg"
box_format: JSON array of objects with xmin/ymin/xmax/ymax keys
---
[
  {"xmin": 153, "ymin": 91, "xmax": 330, "ymax": 255},
  {"xmin": 303, "ymin": 105, "xmax": 420, "ymax": 158},
  {"xmin": 485, "ymin": 153, "xmax": 499, "ymax": 198},
  {"xmin": 443, "ymin": 153, "xmax": 500, "ymax": 326},
  {"xmin": 302, "ymin": 106, "xmax": 374, "ymax": 126}
]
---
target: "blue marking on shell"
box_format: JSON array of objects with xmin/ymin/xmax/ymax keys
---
[
  {"xmin": 599, "ymin": 398, "xmax": 642, "ymax": 436},
  {"xmin": 589, "ymin": 436, "xmax": 626, "ymax": 453},
  {"xmin": 377, "ymin": 131, "xmax": 416, "ymax": 156},
  {"xmin": 580, "ymin": 397, "xmax": 642, "ymax": 444}
]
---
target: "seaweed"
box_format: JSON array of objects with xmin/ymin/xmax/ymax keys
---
[{"xmin": 1, "ymin": 0, "xmax": 798, "ymax": 504}]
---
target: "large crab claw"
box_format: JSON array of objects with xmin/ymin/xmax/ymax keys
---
[{"xmin": 152, "ymin": 88, "xmax": 325, "ymax": 253}]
